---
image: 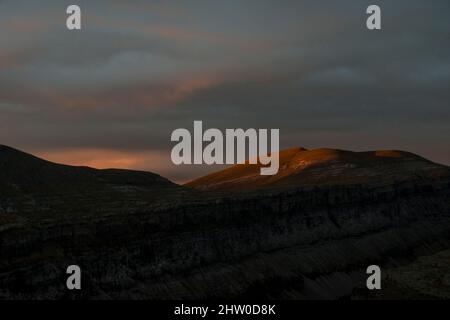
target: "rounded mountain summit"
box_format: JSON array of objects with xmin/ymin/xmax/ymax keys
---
[{"xmin": 185, "ymin": 147, "xmax": 450, "ymax": 191}]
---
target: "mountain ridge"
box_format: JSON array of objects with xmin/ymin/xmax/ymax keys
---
[
  {"xmin": 186, "ymin": 146, "xmax": 450, "ymax": 191},
  {"xmin": 0, "ymin": 144, "xmax": 176, "ymax": 195},
  {"xmin": 2, "ymin": 143, "xmax": 449, "ymax": 195}
]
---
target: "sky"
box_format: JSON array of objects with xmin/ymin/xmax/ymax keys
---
[{"xmin": 1, "ymin": 0, "xmax": 449, "ymax": 183}]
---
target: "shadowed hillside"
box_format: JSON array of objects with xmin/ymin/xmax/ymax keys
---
[
  {"xmin": 0, "ymin": 145, "xmax": 192, "ymax": 220},
  {"xmin": 0, "ymin": 145, "xmax": 176, "ymax": 196}
]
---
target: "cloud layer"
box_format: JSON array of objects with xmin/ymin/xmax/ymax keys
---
[{"xmin": 1, "ymin": 0, "xmax": 449, "ymax": 182}]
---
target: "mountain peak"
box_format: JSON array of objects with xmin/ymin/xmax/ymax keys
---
[{"xmin": 186, "ymin": 147, "xmax": 449, "ymax": 191}]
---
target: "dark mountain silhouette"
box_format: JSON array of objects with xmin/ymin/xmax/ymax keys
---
[
  {"xmin": 186, "ymin": 147, "xmax": 449, "ymax": 191},
  {"xmin": 0, "ymin": 145, "xmax": 190, "ymax": 221},
  {"xmin": 0, "ymin": 144, "xmax": 177, "ymax": 196}
]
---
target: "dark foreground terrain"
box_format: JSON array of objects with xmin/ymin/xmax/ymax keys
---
[{"xmin": 0, "ymin": 145, "xmax": 449, "ymax": 299}]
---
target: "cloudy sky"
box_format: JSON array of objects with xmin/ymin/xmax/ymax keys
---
[{"xmin": 1, "ymin": 0, "xmax": 449, "ymax": 182}]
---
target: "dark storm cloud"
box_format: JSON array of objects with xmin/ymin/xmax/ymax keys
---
[{"xmin": 0, "ymin": 0, "xmax": 449, "ymax": 181}]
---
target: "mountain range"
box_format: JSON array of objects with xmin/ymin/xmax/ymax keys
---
[{"xmin": 0, "ymin": 144, "xmax": 449, "ymax": 299}]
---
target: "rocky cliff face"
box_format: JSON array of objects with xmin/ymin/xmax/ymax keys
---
[
  {"xmin": 0, "ymin": 146, "xmax": 449, "ymax": 299},
  {"xmin": 1, "ymin": 178, "xmax": 449, "ymax": 299}
]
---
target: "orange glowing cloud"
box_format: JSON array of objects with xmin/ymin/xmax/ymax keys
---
[{"xmin": 143, "ymin": 25, "xmax": 226, "ymax": 44}]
